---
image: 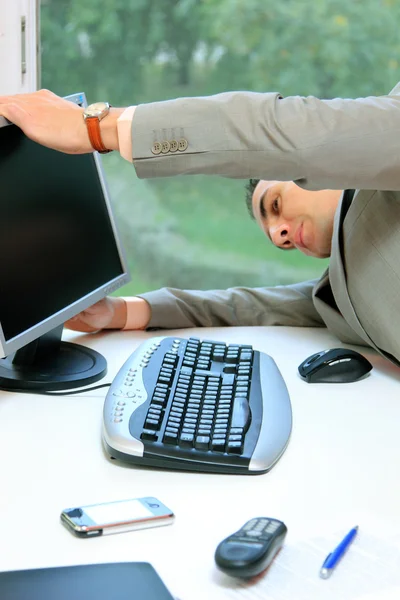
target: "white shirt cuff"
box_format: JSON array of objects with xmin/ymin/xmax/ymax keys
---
[{"xmin": 117, "ymin": 106, "xmax": 136, "ymax": 163}]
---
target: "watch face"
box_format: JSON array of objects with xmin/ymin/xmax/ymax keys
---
[{"xmin": 85, "ymin": 102, "xmax": 109, "ymax": 118}]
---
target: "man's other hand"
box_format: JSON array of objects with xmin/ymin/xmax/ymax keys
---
[{"xmin": 65, "ymin": 297, "xmax": 127, "ymax": 332}]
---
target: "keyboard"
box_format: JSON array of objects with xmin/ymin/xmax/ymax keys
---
[{"xmin": 103, "ymin": 336, "xmax": 292, "ymax": 475}]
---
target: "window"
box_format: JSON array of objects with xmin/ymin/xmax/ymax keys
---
[{"xmin": 40, "ymin": 0, "xmax": 400, "ymax": 296}]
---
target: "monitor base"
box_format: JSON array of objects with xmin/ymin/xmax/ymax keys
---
[{"xmin": 0, "ymin": 339, "xmax": 107, "ymax": 392}]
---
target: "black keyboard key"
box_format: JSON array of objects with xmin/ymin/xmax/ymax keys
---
[
  {"xmin": 144, "ymin": 418, "xmax": 160, "ymax": 430},
  {"xmin": 214, "ymin": 425, "xmax": 228, "ymax": 433},
  {"xmin": 222, "ymin": 374, "xmax": 235, "ymax": 386},
  {"xmin": 183, "ymin": 359, "xmax": 195, "ymax": 367},
  {"xmin": 230, "ymin": 427, "xmax": 244, "ymax": 436},
  {"xmin": 211, "ymin": 438, "xmax": 226, "ymax": 451},
  {"xmin": 170, "ymin": 409, "xmax": 184, "ymax": 417},
  {"xmin": 152, "ymin": 392, "xmax": 168, "ymax": 404},
  {"xmin": 163, "ymin": 358, "xmax": 176, "ymax": 366},
  {"xmin": 180, "ymin": 366, "xmax": 193, "ymax": 375},
  {"xmin": 163, "ymin": 430, "xmax": 179, "ymax": 444},
  {"xmin": 228, "ymin": 434, "xmax": 243, "ymax": 443},
  {"xmin": 181, "ymin": 426, "xmax": 196, "ymax": 434},
  {"xmin": 231, "ymin": 397, "xmax": 251, "ymax": 431},
  {"xmin": 172, "ymin": 401, "xmax": 185, "ymax": 410},
  {"xmin": 236, "ymin": 386, "xmax": 249, "ymax": 393},
  {"xmin": 179, "ymin": 432, "xmax": 194, "ymax": 446},
  {"xmin": 195, "ymin": 435, "xmax": 210, "ymax": 450},
  {"xmin": 198, "ymin": 427, "xmax": 212, "ymax": 435},
  {"xmin": 227, "ymin": 440, "xmax": 244, "ymax": 454},
  {"xmin": 140, "ymin": 429, "xmax": 158, "ymax": 441}
]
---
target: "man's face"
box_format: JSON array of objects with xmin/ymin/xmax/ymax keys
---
[{"xmin": 252, "ymin": 180, "xmax": 342, "ymax": 258}]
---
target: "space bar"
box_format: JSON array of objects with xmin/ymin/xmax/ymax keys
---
[{"xmin": 231, "ymin": 397, "xmax": 251, "ymax": 432}]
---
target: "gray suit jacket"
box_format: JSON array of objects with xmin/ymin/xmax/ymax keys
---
[{"xmin": 132, "ymin": 83, "xmax": 400, "ymax": 366}]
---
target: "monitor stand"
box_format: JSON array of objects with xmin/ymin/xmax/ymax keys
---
[{"xmin": 0, "ymin": 325, "xmax": 107, "ymax": 392}]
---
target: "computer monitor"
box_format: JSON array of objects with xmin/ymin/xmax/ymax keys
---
[{"xmin": 0, "ymin": 93, "xmax": 130, "ymax": 392}]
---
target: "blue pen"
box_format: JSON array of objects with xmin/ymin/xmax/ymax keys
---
[{"xmin": 319, "ymin": 525, "xmax": 358, "ymax": 579}]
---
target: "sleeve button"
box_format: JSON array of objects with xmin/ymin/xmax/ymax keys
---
[
  {"xmin": 161, "ymin": 140, "xmax": 171, "ymax": 153},
  {"xmin": 169, "ymin": 140, "xmax": 178, "ymax": 152},
  {"xmin": 178, "ymin": 138, "xmax": 188, "ymax": 152},
  {"xmin": 151, "ymin": 142, "xmax": 162, "ymax": 155}
]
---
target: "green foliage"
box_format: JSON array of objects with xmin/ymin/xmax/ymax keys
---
[
  {"xmin": 41, "ymin": 0, "xmax": 208, "ymax": 103},
  {"xmin": 201, "ymin": 0, "xmax": 400, "ymax": 97},
  {"xmin": 41, "ymin": 0, "xmax": 400, "ymax": 100}
]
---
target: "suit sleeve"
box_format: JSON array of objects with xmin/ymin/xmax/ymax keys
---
[
  {"xmin": 131, "ymin": 90, "xmax": 400, "ymax": 191},
  {"xmin": 138, "ymin": 280, "xmax": 325, "ymax": 329}
]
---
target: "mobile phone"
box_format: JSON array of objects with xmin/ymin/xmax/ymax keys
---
[{"xmin": 60, "ymin": 496, "xmax": 175, "ymax": 538}]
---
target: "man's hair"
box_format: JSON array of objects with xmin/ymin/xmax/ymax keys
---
[{"xmin": 245, "ymin": 179, "xmax": 260, "ymax": 220}]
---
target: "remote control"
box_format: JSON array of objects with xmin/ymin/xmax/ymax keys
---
[{"xmin": 214, "ymin": 517, "xmax": 287, "ymax": 578}]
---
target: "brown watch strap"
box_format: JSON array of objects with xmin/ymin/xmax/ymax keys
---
[{"xmin": 86, "ymin": 117, "xmax": 111, "ymax": 154}]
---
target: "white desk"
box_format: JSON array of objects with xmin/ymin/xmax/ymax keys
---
[{"xmin": 1, "ymin": 326, "xmax": 400, "ymax": 600}]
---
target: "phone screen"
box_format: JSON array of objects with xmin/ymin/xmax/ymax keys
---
[{"xmin": 84, "ymin": 499, "xmax": 153, "ymax": 525}]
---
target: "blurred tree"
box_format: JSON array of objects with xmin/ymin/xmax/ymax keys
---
[
  {"xmin": 41, "ymin": 0, "xmax": 400, "ymax": 101},
  {"xmin": 151, "ymin": 0, "xmax": 205, "ymax": 86},
  {"xmin": 201, "ymin": 0, "xmax": 400, "ymax": 97},
  {"xmin": 41, "ymin": 0, "xmax": 155, "ymax": 102},
  {"xmin": 40, "ymin": 0, "xmax": 207, "ymax": 103}
]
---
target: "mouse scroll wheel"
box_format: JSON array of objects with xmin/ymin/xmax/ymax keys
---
[{"xmin": 306, "ymin": 353, "xmax": 323, "ymax": 367}]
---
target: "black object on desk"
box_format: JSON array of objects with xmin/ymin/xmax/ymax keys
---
[
  {"xmin": 103, "ymin": 336, "xmax": 292, "ymax": 475},
  {"xmin": 298, "ymin": 348, "xmax": 373, "ymax": 383},
  {"xmin": 0, "ymin": 562, "xmax": 175, "ymax": 600},
  {"xmin": 215, "ymin": 517, "xmax": 287, "ymax": 578}
]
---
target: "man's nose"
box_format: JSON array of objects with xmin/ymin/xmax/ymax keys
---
[{"xmin": 269, "ymin": 221, "xmax": 292, "ymax": 248}]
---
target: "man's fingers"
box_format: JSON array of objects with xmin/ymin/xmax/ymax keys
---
[
  {"xmin": 0, "ymin": 102, "xmax": 28, "ymax": 127},
  {"xmin": 82, "ymin": 304, "xmax": 107, "ymax": 316},
  {"xmin": 65, "ymin": 319, "xmax": 98, "ymax": 333}
]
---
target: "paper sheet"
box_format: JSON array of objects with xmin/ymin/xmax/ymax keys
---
[{"xmin": 212, "ymin": 528, "xmax": 400, "ymax": 600}]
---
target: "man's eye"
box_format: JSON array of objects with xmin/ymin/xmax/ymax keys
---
[{"xmin": 272, "ymin": 198, "xmax": 279, "ymax": 212}]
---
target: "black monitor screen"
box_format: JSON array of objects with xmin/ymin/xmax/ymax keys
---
[{"xmin": 0, "ymin": 125, "xmax": 124, "ymax": 342}]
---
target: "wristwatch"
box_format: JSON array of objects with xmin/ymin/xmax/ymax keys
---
[{"xmin": 83, "ymin": 102, "xmax": 112, "ymax": 153}]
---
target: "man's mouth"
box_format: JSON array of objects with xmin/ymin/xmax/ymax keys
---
[{"xmin": 294, "ymin": 224, "xmax": 307, "ymax": 250}]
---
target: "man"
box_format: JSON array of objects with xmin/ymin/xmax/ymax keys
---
[{"xmin": 1, "ymin": 86, "xmax": 400, "ymax": 366}]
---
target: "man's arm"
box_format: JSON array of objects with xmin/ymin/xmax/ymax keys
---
[
  {"xmin": 65, "ymin": 281, "xmax": 324, "ymax": 333},
  {"xmin": 131, "ymin": 90, "xmax": 400, "ymax": 191},
  {"xmin": 138, "ymin": 280, "xmax": 325, "ymax": 329},
  {"xmin": 3, "ymin": 88, "xmax": 400, "ymax": 190}
]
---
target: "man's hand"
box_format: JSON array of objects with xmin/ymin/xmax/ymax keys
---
[
  {"xmin": 0, "ymin": 89, "xmax": 122, "ymax": 154},
  {"xmin": 65, "ymin": 297, "xmax": 127, "ymax": 332}
]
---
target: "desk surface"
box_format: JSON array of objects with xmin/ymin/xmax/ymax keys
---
[{"xmin": 1, "ymin": 326, "xmax": 400, "ymax": 600}]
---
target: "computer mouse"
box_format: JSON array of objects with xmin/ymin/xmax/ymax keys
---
[{"xmin": 298, "ymin": 348, "xmax": 373, "ymax": 383}]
